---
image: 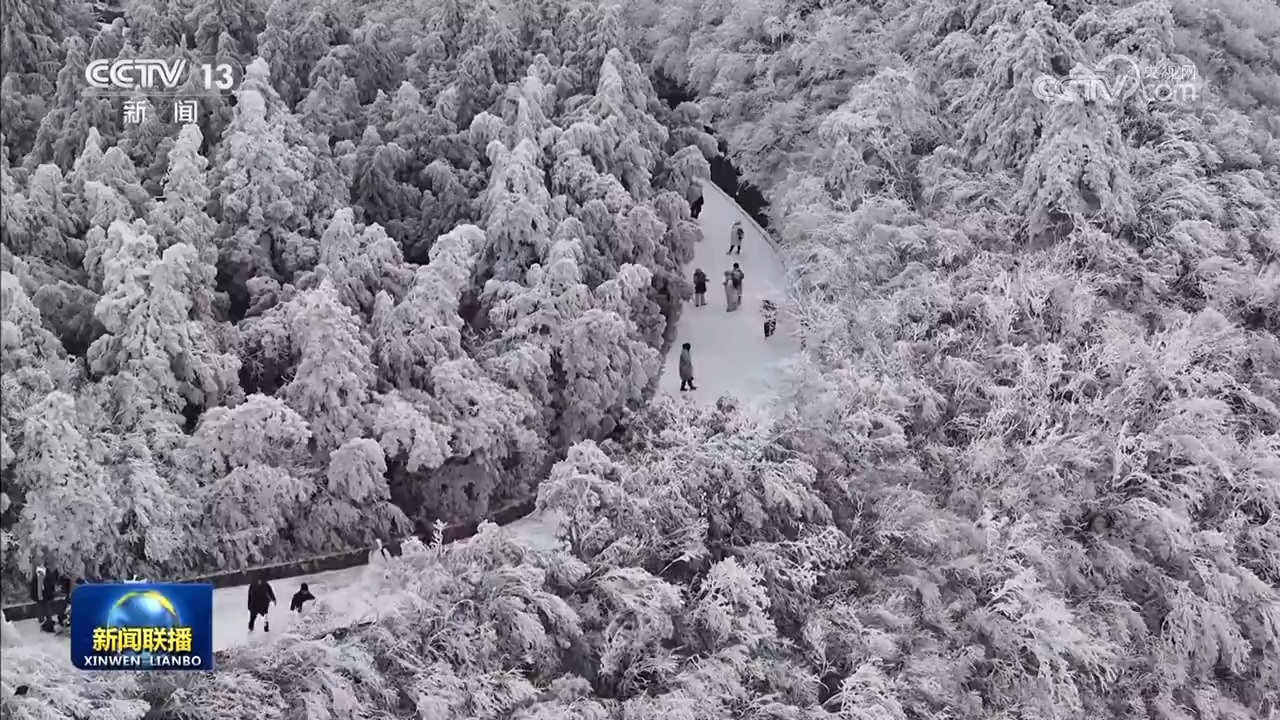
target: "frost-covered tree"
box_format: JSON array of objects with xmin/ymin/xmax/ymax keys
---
[
  {"xmin": 281, "ymin": 278, "xmax": 375, "ymax": 453},
  {"xmin": 148, "ymin": 124, "xmax": 223, "ymax": 318},
  {"xmin": 458, "ymin": 0, "xmax": 521, "ymax": 83},
  {"xmin": 10, "ymin": 392, "xmax": 120, "ymax": 576},
  {"xmin": 368, "ymin": 224, "xmax": 547, "ymax": 522},
  {"xmin": 0, "ymin": 0, "xmax": 91, "ymax": 159},
  {"xmin": 349, "ymin": 126, "xmax": 420, "ymax": 242},
  {"xmin": 87, "ymin": 221, "xmax": 241, "ymax": 425},
  {"xmin": 186, "ymin": 0, "xmax": 264, "ymax": 56},
  {"xmin": 105, "ymin": 437, "xmax": 191, "ymax": 576},
  {"xmin": 25, "ymin": 37, "xmax": 108, "ymax": 173},
  {"xmin": 18, "ymin": 164, "xmax": 79, "ymax": 265},
  {"xmin": 297, "ymin": 74, "xmax": 364, "ymax": 144},
  {"xmin": 149, "ymin": 125, "xmax": 214, "ymax": 247},
  {"xmin": 372, "ymin": 223, "xmax": 484, "ymax": 389},
  {"xmin": 382, "ymin": 82, "xmax": 434, "ymax": 170},
  {"xmin": 480, "ymin": 137, "xmax": 553, "ymax": 281},
  {"xmin": 413, "ymin": 159, "xmax": 477, "ymax": 262},
  {"xmin": 256, "ymin": 0, "xmax": 318, "ymax": 108},
  {"xmin": 484, "ymin": 240, "xmax": 662, "ymax": 444},
  {"xmin": 116, "ymin": 93, "xmax": 172, "ymax": 178},
  {"xmin": 575, "ymin": 49, "xmax": 668, "ymax": 197},
  {"xmin": 0, "ymin": 272, "xmax": 73, "ymax": 550},
  {"xmin": 214, "ymin": 58, "xmax": 344, "ymax": 313},
  {"xmin": 315, "ymin": 207, "xmax": 411, "ymax": 317},
  {"xmin": 1015, "ymin": 94, "xmax": 1136, "ymax": 245},
  {"xmin": 187, "ymin": 394, "xmax": 314, "ymax": 567},
  {"xmin": 94, "ymin": 145, "xmax": 151, "ymax": 220},
  {"xmin": 293, "ymin": 437, "xmax": 409, "ymax": 551},
  {"xmin": 125, "ymin": 0, "xmax": 185, "ymax": 47}
]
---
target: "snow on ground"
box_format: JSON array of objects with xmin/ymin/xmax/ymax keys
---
[
  {"xmin": 9, "ymin": 512, "xmax": 569, "ymax": 658},
  {"xmin": 9, "ymin": 565, "xmax": 380, "ymax": 657},
  {"xmin": 660, "ymin": 180, "xmax": 802, "ymax": 404},
  {"xmin": 10, "ymin": 179, "xmax": 795, "ymax": 660}
]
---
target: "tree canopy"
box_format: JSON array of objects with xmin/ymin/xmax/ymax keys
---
[{"xmin": 0, "ymin": 0, "xmax": 701, "ymax": 591}]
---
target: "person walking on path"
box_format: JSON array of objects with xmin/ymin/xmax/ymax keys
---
[
  {"xmin": 678, "ymin": 343, "xmax": 696, "ymax": 391},
  {"xmin": 247, "ymin": 578, "xmax": 277, "ymax": 632},
  {"xmin": 692, "ymin": 268, "xmax": 707, "ymax": 307},
  {"xmin": 727, "ymin": 263, "xmax": 745, "ymax": 311},
  {"xmin": 728, "ymin": 222, "xmax": 744, "ymax": 254},
  {"xmin": 762, "ymin": 299, "xmax": 778, "ymax": 338},
  {"xmin": 55, "ymin": 574, "xmax": 71, "ymax": 627},
  {"xmin": 30, "ymin": 566, "xmax": 57, "ymax": 632},
  {"xmin": 290, "ymin": 583, "xmax": 315, "ymax": 612},
  {"xmin": 723, "ymin": 270, "xmax": 738, "ymax": 311}
]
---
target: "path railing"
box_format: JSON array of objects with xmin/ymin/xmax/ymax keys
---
[
  {"xmin": 1, "ymin": 499, "xmax": 537, "ymax": 623},
  {"xmin": 699, "ymin": 178, "xmax": 782, "ymax": 257}
]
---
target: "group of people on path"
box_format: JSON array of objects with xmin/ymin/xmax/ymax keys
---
[
  {"xmin": 28, "ymin": 565, "xmax": 153, "ymax": 633},
  {"xmin": 247, "ymin": 578, "xmax": 315, "ymax": 632},
  {"xmin": 679, "ymin": 220, "xmax": 782, "ymax": 392},
  {"xmin": 697, "ymin": 220, "xmax": 778, "ymax": 334},
  {"xmin": 691, "ymin": 262, "xmax": 745, "ymax": 310},
  {"xmin": 692, "ymin": 221, "xmax": 749, "ymax": 311},
  {"xmin": 25, "ymin": 563, "xmax": 317, "ymax": 635}
]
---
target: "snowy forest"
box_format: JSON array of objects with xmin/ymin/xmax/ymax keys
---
[
  {"xmin": 2, "ymin": 0, "xmax": 710, "ymax": 589},
  {"xmin": 3, "ymin": 0, "xmax": 1280, "ymax": 717}
]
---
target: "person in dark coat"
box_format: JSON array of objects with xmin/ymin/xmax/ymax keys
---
[
  {"xmin": 692, "ymin": 269, "xmax": 707, "ymax": 307},
  {"xmin": 55, "ymin": 575, "xmax": 72, "ymax": 627},
  {"xmin": 690, "ymin": 194, "xmax": 704, "ymax": 218},
  {"xmin": 678, "ymin": 343, "xmax": 696, "ymax": 391},
  {"xmin": 290, "ymin": 583, "xmax": 315, "ymax": 612},
  {"xmin": 63, "ymin": 577, "xmax": 84, "ymax": 627},
  {"xmin": 247, "ymin": 578, "xmax": 276, "ymax": 631},
  {"xmin": 30, "ymin": 566, "xmax": 57, "ymax": 632}
]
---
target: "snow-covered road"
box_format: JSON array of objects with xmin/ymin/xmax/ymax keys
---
[
  {"xmin": 8, "ymin": 512, "xmax": 565, "ymax": 655},
  {"xmin": 9, "ymin": 178, "xmax": 796, "ymax": 658},
  {"xmin": 660, "ymin": 180, "xmax": 800, "ymax": 402}
]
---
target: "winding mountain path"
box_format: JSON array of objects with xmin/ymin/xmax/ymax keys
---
[
  {"xmin": 9, "ymin": 179, "xmax": 799, "ymax": 657},
  {"xmin": 658, "ymin": 179, "xmax": 801, "ymax": 402}
]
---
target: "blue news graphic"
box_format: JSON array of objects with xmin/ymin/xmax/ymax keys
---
[{"xmin": 70, "ymin": 583, "xmax": 214, "ymax": 671}]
